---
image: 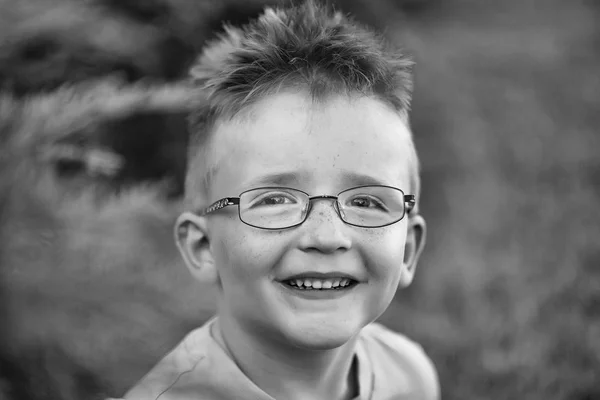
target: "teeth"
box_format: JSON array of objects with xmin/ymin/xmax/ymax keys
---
[{"xmin": 287, "ymin": 278, "xmax": 355, "ymax": 290}]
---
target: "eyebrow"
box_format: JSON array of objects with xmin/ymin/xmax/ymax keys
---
[
  {"xmin": 243, "ymin": 171, "xmax": 305, "ymax": 188},
  {"xmin": 243, "ymin": 170, "xmax": 389, "ymax": 191},
  {"xmin": 339, "ymin": 171, "xmax": 389, "ymax": 187}
]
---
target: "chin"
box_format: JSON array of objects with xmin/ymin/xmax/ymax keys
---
[
  {"xmin": 279, "ymin": 321, "xmax": 361, "ymax": 351},
  {"xmin": 288, "ymin": 334, "xmax": 351, "ymax": 351}
]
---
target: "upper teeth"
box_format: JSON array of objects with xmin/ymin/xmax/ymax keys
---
[{"xmin": 288, "ymin": 278, "xmax": 352, "ymax": 289}]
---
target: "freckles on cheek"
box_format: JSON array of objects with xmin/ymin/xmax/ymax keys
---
[
  {"xmin": 362, "ymin": 228, "xmax": 406, "ymax": 278},
  {"xmin": 215, "ymin": 232, "xmax": 263, "ymax": 281}
]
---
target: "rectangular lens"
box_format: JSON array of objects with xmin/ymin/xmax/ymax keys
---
[
  {"xmin": 339, "ymin": 186, "xmax": 405, "ymax": 227},
  {"xmin": 239, "ymin": 188, "xmax": 307, "ymax": 229}
]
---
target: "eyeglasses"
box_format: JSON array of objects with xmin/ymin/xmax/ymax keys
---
[{"xmin": 195, "ymin": 185, "xmax": 415, "ymax": 230}]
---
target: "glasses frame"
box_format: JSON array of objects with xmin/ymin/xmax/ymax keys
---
[{"xmin": 195, "ymin": 185, "xmax": 416, "ymax": 230}]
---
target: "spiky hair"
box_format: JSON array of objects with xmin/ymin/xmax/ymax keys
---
[
  {"xmin": 189, "ymin": 0, "xmax": 413, "ymax": 129},
  {"xmin": 185, "ymin": 0, "xmax": 419, "ymax": 207}
]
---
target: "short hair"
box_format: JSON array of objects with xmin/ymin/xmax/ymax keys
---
[{"xmin": 186, "ymin": 0, "xmax": 420, "ymax": 211}]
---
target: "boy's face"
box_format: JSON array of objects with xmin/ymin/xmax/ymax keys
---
[{"xmin": 177, "ymin": 90, "xmax": 425, "ymax": 350}]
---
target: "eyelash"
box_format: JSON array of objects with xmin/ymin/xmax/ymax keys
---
[{"xmin": 253, "ymin": 192, "xmax": 297, "ymax": 205}]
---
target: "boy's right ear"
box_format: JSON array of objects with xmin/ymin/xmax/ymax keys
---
[{"xmin": 174, "ymin": 212, "xmax": 219, "ymax": 284}]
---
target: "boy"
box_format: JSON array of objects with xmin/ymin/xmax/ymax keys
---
[{"xmin": 121, "ymin": 1, "xmax": 439, "ymax": 399}]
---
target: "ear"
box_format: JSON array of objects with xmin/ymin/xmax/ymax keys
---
[
  {"xmin": 174, "ymin": 211, "xmax": 219, "ymax": 284},
  {"xmin": 398, "ymin": 214, "xmax": 426, "ymax": 288}
]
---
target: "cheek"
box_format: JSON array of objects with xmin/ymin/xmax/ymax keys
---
[
  {"xmin": 362, "ymin": 227, "xmax": 407, "ymax": 280},
  {"xmin": 211, "ymin": 225, "xmax": 285, "ymax": 284},
  {"xmin": 357, "ymin": 229, "xmax": 407, "ymax": 320}
]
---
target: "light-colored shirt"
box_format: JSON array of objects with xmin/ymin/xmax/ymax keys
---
[{"xmin": 115, "ymin": 319, "xmax": 439, "ymax": 400}]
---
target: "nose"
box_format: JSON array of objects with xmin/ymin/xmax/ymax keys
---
[{"xmin": 297, "ymin": 197, "xmax": 352, "ymax": 253}]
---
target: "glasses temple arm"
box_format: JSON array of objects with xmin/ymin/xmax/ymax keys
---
[
  {"xmin": 404, "ymin": 195, "xmax": 416, "ymax": 214},
  {"xmin": 197, "ymin": 197, "xmax": 240, "ymax": 216}
]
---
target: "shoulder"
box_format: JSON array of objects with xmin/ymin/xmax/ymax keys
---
[
  {"xmin": 359, "ymin": 323, "xmax": 440, "ymax": 400},
  {"xmin": 121, "ymin": 323, "xmax": 213, "ymax": 400}
]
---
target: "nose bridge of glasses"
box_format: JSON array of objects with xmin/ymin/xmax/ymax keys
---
[
  {"xmin": 304, "ymin": 195, "xmax": 344, "ymax": 220},
  {"xmin": 308, "ymin": 195, "xmax": 338, "ymax": 202}
]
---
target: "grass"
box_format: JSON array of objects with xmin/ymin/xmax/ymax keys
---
[{"xmin": 378, "ymin": 0, "xmax": 600, "ymax": 398}]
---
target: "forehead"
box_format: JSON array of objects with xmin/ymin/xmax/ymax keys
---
[{"xmin": 206, "ymin": 91, "xmax": 415, "ymax": 196}]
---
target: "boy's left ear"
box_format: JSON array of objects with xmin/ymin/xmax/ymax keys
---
[{"xmin": 399, "ymin": 214, "xmax": 426, "ymax": 288}]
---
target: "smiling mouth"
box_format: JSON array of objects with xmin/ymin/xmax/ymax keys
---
[{"xmin": 283, "ymin": 278, "xmax": 358, "ymax": 290}]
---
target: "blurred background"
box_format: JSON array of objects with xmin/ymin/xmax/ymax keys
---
[{"xmin": 0, "ymin": 0, "xmax": 598, "ymax": 399}]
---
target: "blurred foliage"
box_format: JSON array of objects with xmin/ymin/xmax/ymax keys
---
[
  {"xmin": 0, "ymin": 0, "xmax": 599, "ymax": 399},
  {"xmin": 380, "ymin": 1, "xmax": 600, "ymax": 399}
]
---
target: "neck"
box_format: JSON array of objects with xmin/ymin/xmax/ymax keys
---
[{"xmin": 213, "ymin": 315, "xmax": 359, "ymax": 400}]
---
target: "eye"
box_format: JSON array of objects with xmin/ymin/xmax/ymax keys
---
[
  {"xmin": 252, "ymin": 191, "xmax": 299, "ymax": 207},
  {"xmin": 258, "ymin": 195, "xmax": 293, "ymax": 205},
  {"xmin": 347, "ymin": 195, "xmax": 387, "ymax": 210}
]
